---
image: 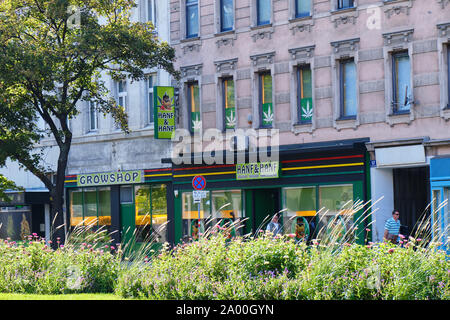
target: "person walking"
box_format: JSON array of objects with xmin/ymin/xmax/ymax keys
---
[
  {"xmin": 384, "ymin": 210, "xmax": 401, "ymax": 244},
  {"xmin": 266, "ymin": 213, "xmax": 282, "ymax": 235}
]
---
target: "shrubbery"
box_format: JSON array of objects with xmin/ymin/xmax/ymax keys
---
[
  {"xmin": 0, "ymin": 235, "xmax": 120, "ymax": 294},
  {"xmin": 0, "ymin": 231, "xmax": 448, "ymax": 299},
  {"xmin": 115, "ymin": 232, "xmax": 450, "ymax": 300}
]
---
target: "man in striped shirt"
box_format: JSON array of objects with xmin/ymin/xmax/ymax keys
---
[{"xmin": 384, "ymin": 210, "xmax": 401, "ymax": 244}]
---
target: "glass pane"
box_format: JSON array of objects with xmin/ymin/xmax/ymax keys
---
[
  {"xmin": 395, "ymin": 54, "xmax": 411, "ymax": 112},
  {"xmin": 120, "ymin": 186, "xmax": 133, "ymax": 204},
  {"xmin": 147, "ymin": 0, "xmax": 153, "ymax": 22},
  {"xmin": 151, "ymin": 184, "xmax": 168, "ymax": 242},
  {"xmin": 70, "ymin": 189, "xmax": 83, "ymax": 227},
  {"xmin": 343, "ymin": 60, "xmax": 357, "ymax": 117},
  {"xmin": 148, "ymin": 91, "xmax": 154, "ymax": 123},
  {"xmin": 135, "ymin": 185, "xmax": 151, "ymax": 242},
  {"xmin": 90, "ymin": 102, "xmax": 97, "ymax": 130},
  {"xmin": 318, "ymin": 185, "xmax": 354, "ymax": 236},
  {"xmin": 338, "ymin": 0, "xmax": 354, "ymax": 9},
  {"xmin": 221, "ymin": 0, "xmax": 233, "ymax": 31},
  {"xmin": 211, "ymin": 190, "xmax": 242, "ymax": 237},
  {"xmin": 83, "ymin": 188, "xmax": 98, "ymax": 226},
  {"xmin": 257, "ymin": 0, "xmax": 271, "ymax": 25},
  {"xmin": 283, "ymin": 187, "xmax": 317, "ymax": 240},
  {"xmin": 182, "ymin": 191, "xmax": 210, "ymax": 241},
  {"xmin": 262, "ymin": 74, "xmax": 272, "ymax": 104},
  {"xmin": 224, "ymin": 79, "xmax": 236, "ymax": 129},
  {"xmin": 296, "ymin": 0, "xmax": 311, "ymax": 17},
  {"xmin": 190, "ymin": 83, "xmax": 201, "ymax": 132},
  {"xmin": 186, "ymin": 3, "xmax": 199, "ymax": 37},
  {"xmin": 98, "ymin": 187, "xmax": 111, "ymax": 226},
  {"xmin": 299, "ymin": 67, "xmax": 313, "ymax": 123},
  {"xmin": 432, "ymin": 190, "xmax": 442, "ymax": 241}
]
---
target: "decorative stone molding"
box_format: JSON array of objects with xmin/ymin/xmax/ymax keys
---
[
  {"xmin": 180, "ymin": 38, "xmax": 202, "ymax": 54},
  {"xmin": 214, "ymin": 58, "xmax": 238, "ymax": 73},
  {"xmin": 215, "ymin": 32, "xmax": 237, "ymax": 48},
  {"xmin": 334, "ymin": 118, "xmax": 359, "ymax": 131},
  {"xmin": 288, "ymin": 45, "xmax": 315, "ymax": 63},
  {"xmin": 289, "ymin": 18, "xmax": 314, "ymax": 35},
  {"xmin": 437, "ymin": 22, "xmax": 450, "ymax": 37},
  {"xmin": 249, "ymin": 52, "xmax": 276, "ymax": 67},
  {"xmin": 330, "ymin": 38, "xmax": 360, "ymax": 55},
  {"xmin": 382, "ymin": 29, "xmax": 414, "ymax": 47},
  {"xmin": 383, "ymin": 0, "xmax": 414, "ymax": 19},
  {"xmin": 250, "ymin": 26, "xmax": 274, "ymax": 42},
  {"xmin": 437, "ymin": 0, "xmax": 450, "ymax": 9},
  {"xmin": 180, "ymin": 64, "xmax": 203, "ymax": 78},
  {"xmin": 330, "ymin": 8, "xmax": 358, "ymax": 28}
]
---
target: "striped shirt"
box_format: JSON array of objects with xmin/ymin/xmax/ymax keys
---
[{"xmin": 384, "ymin": 217, "xmax": 401, "ymax": 236}]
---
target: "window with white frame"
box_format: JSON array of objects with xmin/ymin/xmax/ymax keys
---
[
  {"xmin": 447, "ymin": 45, "xmax": 450, "ymax": 109},
  {"xmin": 337, "ymin": 0, "xmax": 354, "ymax": 10},
  {"xmin": 295, "ymin": 0, "xmax": 311, "ymax": 18},
  {"xmin": 339, "ymin": 58, "xmax": 357, "ymax": 118},
  {"xmin": 147, "ymin": 0, "xmax": 156, "ymax": 26},
  {"xmin": 186, "ymin": 0, "xmax": 199, "ymax": 38},
  {"xmin": 114, "ymin": 80, "xmax": 127, "ymax": 129},
  {"xmin": 392, "ymin": 51, "xmax": 411, "ymax": 113},
  {"xmin": 220, "ymin": 0, "xmax": 234, "ymax": 32},
  {"xmin": 89, "ymin": 101, "xmax": 98, "ymax": 131},
  {"xmin": 147, "ymin": 74, "xmax": 157, "ymax": 124},
  {"xmin": 257, "ymin": 0, "xmax": 271, "ymax": 26}
]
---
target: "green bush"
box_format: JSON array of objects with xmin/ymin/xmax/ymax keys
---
[
  {"xmin": 115, "ymin": 231, "xmax": 450, "ymax": 300},
  {"xmin": 0, "ymin": 236, "xmax": 121, "ymax": 294}
]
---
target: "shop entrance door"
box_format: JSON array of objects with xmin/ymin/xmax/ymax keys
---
[
  {"xmin": 393, "ymin": 166, "xmax": 430, "ymax": 238},
  {"xmin": 252, "ymin": 188, "xmax": 280, "ymax": 233},
  {"xmin": 120, "ymin": 186, "xmax": 135, "ymax": 248}
]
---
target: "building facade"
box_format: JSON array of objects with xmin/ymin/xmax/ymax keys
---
[{"xmin": 168, "ymin": 0, "xmax": 450, "ymax": 244}]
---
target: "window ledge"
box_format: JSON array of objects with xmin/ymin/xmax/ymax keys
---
[
  {"xmin": 288, "ymin": 15, "xmax": 312, "ymax": 23},
  {"xmin": 214, "ymin": 30, "xmax": 235, "ymax": 37},
  {"xmin": 386, "ymin": 111, "xmax": 413, "ymax": 126},
  {"xmin": 180, "ymin": 36, "xmax": 201, "ymax": 43},
  {"xmin": 331, "ymin": 7, "xmax": 356, "ymax": 15},
  {"xmin": 250, "ymin": 23, "xmax": 273, "ymax": 31},
  {"xmin": 334, "ymin": 117, "xmax": 359, "ymax": 131},
  {"xmin": 292, "ymin": 122, "xmax": 314, "ymax": 134}
]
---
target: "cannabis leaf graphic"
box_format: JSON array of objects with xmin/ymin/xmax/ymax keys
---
[
  {"xmin": 263, "ymin": 104, "xmax": 274, "ymax": 124},
  {"xmin": 302, "ymin": 100, "xmax": 313, "ymax": 119},
  {"xmin": 226, "ymin": 110, "xmax": 236, "ymax": 128},
  {"xmin": 192, "ymin": 114, "xmax": 202, "ymax": 131}
]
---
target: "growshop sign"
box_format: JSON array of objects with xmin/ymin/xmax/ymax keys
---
[
  {"xmin": 236, "ymin": 161, "xmax": 279, "ymax": 180},
  {"xmin": 154, "ymin": 86, "xmax": 176, "ymax": 139},
  {"xmin": 77, "ymin": 170, "xmax": 143, "ymax": 187}
]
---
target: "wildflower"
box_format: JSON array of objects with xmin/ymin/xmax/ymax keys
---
[
  {"xmin": 399, "ymin": 234, "xmax": 405, "ymax": 239},
  {"xmin": 388, "ymin": 248, "xmax": 394, "ymax": 254},
  {"xmin": 417, "ymin": 238, "xmax": 422, "ymax": 242}
]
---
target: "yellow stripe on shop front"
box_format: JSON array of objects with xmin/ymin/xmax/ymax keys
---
[
  {"xmin": 282, "ymin": 162, "xmax": 364, "ymax": 171},
  {"xmin": 174, "ymin": 171, "xmax": 236, "ymax": 178}
]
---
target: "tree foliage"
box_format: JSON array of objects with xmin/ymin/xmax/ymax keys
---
[{"xmin": 0, "ymin": 0, "xmax": 178, "ymax": 241}]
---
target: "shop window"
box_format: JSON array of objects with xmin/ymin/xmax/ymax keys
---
[
  {"xmin": 432, "ymin": 189, "xmax": 443, "ymax": 242},
  {"xmin": 182, "ymin": 191, "xmax": 211, "ymax": 241},
  {"xmin": 211, "ymin": 190, "xmax": 242, "ymax": 236},
  {"xmin": 69, "ymin": 187, "xmax": 112, "ymax": 230},
  {"xmin": 392, "ymin": 51, "xmax": 411, "ymax": 113},
  {"xmin": 283, "ymin": 187, "xmax": 317, "ymax": 241},
  {"xmin": 295, "ymin": 0, "xmax": 311, "ymax": 18},
  {"xmin": 297, "ymin": 65, "xmax": 313, "ymax": 123},
  {"xmin": 182, "ymin": 190, "xmax": 243, "ymax": 241},
  {"xmin": 340, "ymin": 59, "xmax": 357, "ymax": 118},
  {"xmin": 135, "ymin": 184, "xmax": 168, "ymax": 243},
  {"xmin": 257, "ymin": 0, "xmax": 271, "ymax": 26},
  {"xmin": 223, "ymin": 77, "xmax": 236, "ymax": 129},
  {"xmin": 186, "ymin": 0, "xmax": 199, "ymax": 38},
  {"xmin": 220, "ymin": 0, "xmax": 234, "ymax": 32},
  {"xmin": 318, "ymin": 185, "xmax": 354, "ymax": 240},
  {"xmin": 259, "ymin": 72, "xmax": 273, "ymax": 128},
  {"xmin": 187, "ymin": 82, "xmax": 201, "ymax": 133}
]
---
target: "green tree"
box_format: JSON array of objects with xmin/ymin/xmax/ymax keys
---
[{"xmin": 0, "ymin": 0, "xmax": 178, "ymax": 246}]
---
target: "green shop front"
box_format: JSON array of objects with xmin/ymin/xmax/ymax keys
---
[
  {"xmin": 164, "ymin": 138, "xmax": 372, "ymax": 245},
  {"xmin": 64, "ymin": 168, "xmax": 174, "ymax": 248}
]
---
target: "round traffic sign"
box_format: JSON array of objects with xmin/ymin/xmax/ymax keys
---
[{"xmin": 192, "ymin": 175, "xmax": 206, "ymax": 190}]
